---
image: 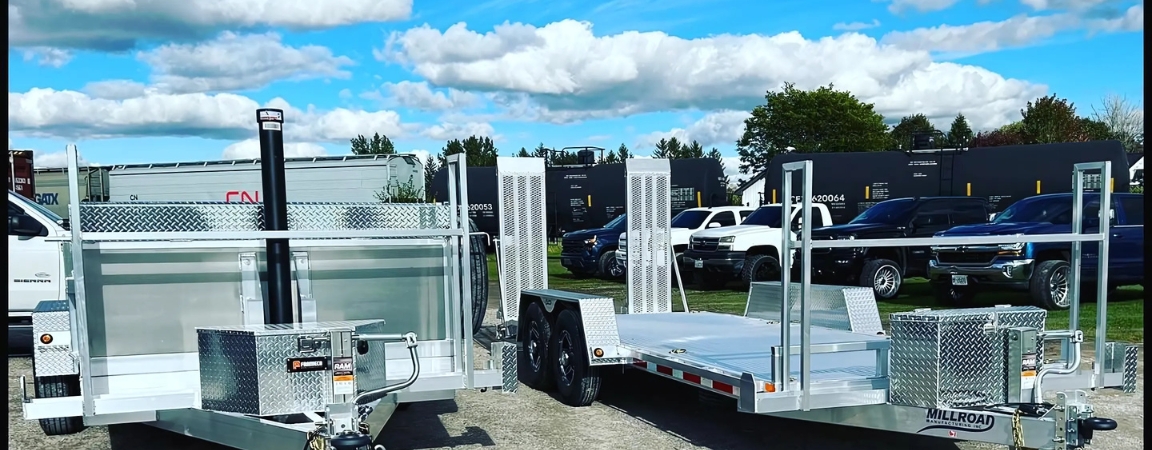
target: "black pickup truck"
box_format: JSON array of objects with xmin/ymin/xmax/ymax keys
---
[{"xmin": 799, "ymin": 196, "xmax": 993, "ymax": 299}]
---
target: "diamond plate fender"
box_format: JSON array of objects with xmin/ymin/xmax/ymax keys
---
[
  {"xmin": 1122, "ymin": 344, "xmax": 1139, "ymax": 394},
  {"xmin": 491, "ymin": 341, "xmax": 519, "ymax": 394},
  {"xmin": 32, "ymin": 300, "xmax": 79, "ymax": 377},
  {"xmin": 576, "ymin": 297, "xmax": 626, "ymax": 366}
]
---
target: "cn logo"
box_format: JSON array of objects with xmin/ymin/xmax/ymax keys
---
[{"xmin": 225, "ymin": 191, "xmax": 261, "ymax": 203}]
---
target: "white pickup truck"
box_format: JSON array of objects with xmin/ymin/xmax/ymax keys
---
[
  {"xmin": 681, "ymin": 203, "xmax": 833, "ymax": 289},
  {"xmin": 8, "ymin": 191, "xmax": 69, "ymax": 349},
  {"xmin": 616, "ymin": 206, "xmax": 755, "ymax": 270}
]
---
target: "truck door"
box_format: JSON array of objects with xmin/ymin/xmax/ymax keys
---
[
  {"xmin": 1111, "ymin": 196, "xmax": 1144, "ymax": 282},
  {"xmin": 8, "ymin": 201, "xmax": 61, "ymax": 316},
  {"xmin": 905, "ymin": 200, "xmax": 957, "ymax": 275}
]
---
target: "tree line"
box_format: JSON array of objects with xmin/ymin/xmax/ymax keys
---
[{"xmin": 734, "ymin": 83, "xmax": 1143, "ymax": 178}]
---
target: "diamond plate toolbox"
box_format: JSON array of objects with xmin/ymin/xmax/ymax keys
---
[
  {"xmin": 889, "ymin": 306, "xmax": 1047, "ymax": 409},
  {"xmin": 197, "ymin": 320, "xmax": 387, "ymax": 416}
]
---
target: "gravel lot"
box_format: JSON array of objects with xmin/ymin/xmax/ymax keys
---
[{"xmin": 8, "ymin": 299, "xmax": 1144, "ymax": 450}]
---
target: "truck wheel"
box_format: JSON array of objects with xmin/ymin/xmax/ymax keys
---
[
  {"xmin": 861, "ymin": 259, "xmax": 903, "ymax": 300},
  {"xmin": 518, "ymin": 302, "xmax": 554, "ymax": 390},
  {"xmin": 467, "ymin": 221, "xmax": 489, "ymax": 334},
  {"xmin": 693, "ymin": 271, "xmax": 728, "ymax": 290},
  {"xmin": 1030, "ymin": 260, "xmax": 1071, "ymax": 310},
  {"xmin": 598, "ymin": 251, "xmax": 625, "ymax": 280},
  {"xmin": 741, "ymin": 254, "xmax": 781, "ymax": 286},
  {"xmin": 35, "ymin": 375, "xmax": 85, "ymax": 435},
  {"xmin": 551, "ymin": 309, "xmax": 602, "ymax": 407},
  {"xmin": 930, "ymin": 281, "xmax": 977, "ymax": 306}
]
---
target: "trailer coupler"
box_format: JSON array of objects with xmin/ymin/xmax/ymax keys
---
[{"xmin": 1054, "ymin": 390, "xmax": 1117, "ymax": 450}]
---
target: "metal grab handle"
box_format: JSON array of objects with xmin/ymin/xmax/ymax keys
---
[
  {"xmin": 1033, "ymin": 329, "xmax": 1084, "ymax": 403},
  {"xmin": 352, "ymin": 332, "xmax": 421, "ymax": 405}
]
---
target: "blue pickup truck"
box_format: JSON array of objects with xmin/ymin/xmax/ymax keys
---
[
  {"xmin": 559, "ymin": 213, "xmax": 627, "ymax": 279},
  {"xmin": 928, "ymin": 193, "xmax": 1145, "ymax": 310}
]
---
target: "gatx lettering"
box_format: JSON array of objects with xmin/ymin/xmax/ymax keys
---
[{"xmin": 917, "ymin": 409, "xmax": 995, "ymax": 434}]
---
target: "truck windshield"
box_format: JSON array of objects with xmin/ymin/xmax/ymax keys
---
[
  {"xmin": 849, "ymin": 198, "xmax": 915, "ymax": 225},
  {"xmin": 741, "ymin": 206, "xmax": 783, "ymax": 227},
  {"xmin": 604, "ymin": 214, "xmax": 627, "ymax": 230},
  {"xmin": 992, "ymin": 197, "xmax": 1079, "ymax": 224},
  {"xmin": 670, "ymin": 210, "xmax": 710, "ymax": 229},
  {"xmin": 19, "ymin": 194, "xmax": 66, "ymax": 225}
]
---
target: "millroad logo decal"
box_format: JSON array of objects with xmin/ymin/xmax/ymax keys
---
[{"xmin": 917, "ymin": 409, "xmax": 995, "ymax": 434}]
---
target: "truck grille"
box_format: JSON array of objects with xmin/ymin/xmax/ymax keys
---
[
  {"xmin": 561, "ymin": 237, "xmax": 586, "ymax": 253},
  {"xmin": 935, "ymin": 251, "xmax": 998, "ymax": 265},
  {"xmin": 691, "ymin": 237, "xmax": 720, "ymax": 252}
]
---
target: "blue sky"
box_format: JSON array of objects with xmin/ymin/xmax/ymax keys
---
[{"xmin": 7, "ymin": 0, "xmax": 1145, "ymax": 180}]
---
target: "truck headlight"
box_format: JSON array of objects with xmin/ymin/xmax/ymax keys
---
[
  {"xmin": 584, "ymin": 236, "xmax": 597, "ymax": 246},
  {"xmin": 998, "ymin": 242, "xmax": 1024, "ymax": 255},
  {"xmin": 719, "ymin": 236, "xmax": 735, "ymax": 243}
]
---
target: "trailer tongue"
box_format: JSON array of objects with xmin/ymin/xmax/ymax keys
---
[
  {"xmin": 496, "ymin": 156, "xmax": 1135, "ymax": 450},
  {"xmin": 20, "ymin": 113, "xmax": 517, "ymax": 449}
]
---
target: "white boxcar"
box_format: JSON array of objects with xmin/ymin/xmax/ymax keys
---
[{"xmin": 108, "ymin": 154, "xmax": 424, "ymax": 202}]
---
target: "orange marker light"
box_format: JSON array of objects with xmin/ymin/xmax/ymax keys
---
[
  {"xmin": 39, "ymin": 334, "xmax": 53, "ymax": 345},
  {"xmin": 593, "ymin": 348, "xmax": 605, "ymax": 358},
  {"xmin": 764, "ymin": 383, "xmax": 776, "ymax": 393}
]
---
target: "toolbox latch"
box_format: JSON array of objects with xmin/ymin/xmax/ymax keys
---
[{"xmin": 297, "ymin": 335, "xmax": 330, "ymax": 353}]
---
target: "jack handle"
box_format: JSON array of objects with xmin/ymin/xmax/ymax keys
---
[{"xmin": 351, "ymin": 332, "xmax": 421, "ymax": 406}]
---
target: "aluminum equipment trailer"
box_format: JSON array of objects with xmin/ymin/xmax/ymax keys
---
[
  {"xmin": 494, "ymin": 156, "xmax": 1138, "ymax": 450},
  {"xmin": 21, "ymin": 129, "xmax": 516, "ymax": 449}
]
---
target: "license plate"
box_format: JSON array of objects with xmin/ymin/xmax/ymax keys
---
[
  {"xmin": 952, "ymin": 275, "xmax": 968, "ymax": 286},
  {"xmin": 694, "ymin": 259, "xmax": 704, "ymax": 269}
]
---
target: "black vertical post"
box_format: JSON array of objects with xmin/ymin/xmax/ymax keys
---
[{"xmin": 257, "ymin": 108, "xmax": 293, "ymax": 325}]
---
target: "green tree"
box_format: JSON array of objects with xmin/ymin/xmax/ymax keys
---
[
  {"xmin": 706, "ymin": 147, "xmax": 729, "ymax": 187},
  {"xmin": 946, "ymin": 113, "xmax": 974, "ymax": 148},
  {"xmin": 970, "ymin": 122, "xmax": 1027, "ymax": 148},
  {"xmin": 516, "ymin": 147, "xmax": 531, "ymax": 157},
  {"xmin": 437, "ymin": 135, "xmax": 498, "ymax": 168},
  {"xmin": 532, "ymin": 143, "xmax": 550, "ymax": 159},
  {"xmin": 680, "ymin": 140, "xmax": 705, "ymax": 158},
  {"xmin": 1078, "ymin": 118, "xmax": 1115, "ymax": 142},
  {"xmin": 652, "ymin": 137, "xmax": 681, "ymax": 158},
  {"xmin": 1091, "ymin": 94, "xmax": 1144, "ymax": 151},
  {"xmin": 889, "ymin": 114, "xmax": 939, "ymax": 150},
  {"xmin": 599, "ymin": 150, "xmax": 621, "ymax": 164},
  {"xmin": 616, "ymin": 143, "xmax": 633, "ymax": 160},
  {"xmin": 1019, "ymin": 94, "xmax": 1086, "ymax": 144},
  {"xmin": 422, "ymin": 155, "xmax": 439, "ymax": 202},
  {"xmin": 350, "ymin": 133, "xmax": 396, "ymax": 155},
  {"xmin": 736, "ymin": 82, "xmax": 891, "ymax": 175}
]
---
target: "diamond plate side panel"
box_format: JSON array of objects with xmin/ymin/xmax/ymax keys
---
[
  {"xmin": 1123, "ymin": 344, "xmax": 1139, "ymax": 393},
  {"xmin": 78, "ymin": 202, "xmax": 451, "ymax": 234},
  {"xmin": 496, "ymin": 157, "xmax": 548, "ymax": 323},
  {"xmin": 745, "ymin": 282, "xmax": 883, "ymax": 335},
  {"xmin": 32, "ymin": 300, "xmax": 78, "ymax": 377},
  {"xmin": 625, "ymin": 159, "xmax": 672, "ymax": 314},
  {"xmin": 491, "ymin": 341, "xmax": 519, "ymax": 393},
  {"xmin": 577, "ymin": 297, "xmax": 625, "ymax": 365},
  {"xmin": 352, "ymin": 321, "xmax": 389, "ymax": 394},
  {"xmin": 889, "ymin": 306, "xmax": 1047, "ymax": 409},
  {"xmin": 255, "ymin": 333, "xmax": 332, "ymax": 414}
]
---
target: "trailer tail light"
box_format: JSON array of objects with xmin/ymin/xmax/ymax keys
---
[
  {"xmin": 764, "ymin": 383, "xmax": 776, "ymax": 393},
  {"xmin": 39, "ymin": 334, "xmax": 53, "ymax": 345}
]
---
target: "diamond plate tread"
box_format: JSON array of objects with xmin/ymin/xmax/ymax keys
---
[
  {"xmin": 34, "ymin": 347, "xmax": 78, "ymax": 377},
  {"xmin": 746, "ymin": 282, "xmax": 884, "ymax": 335},
  {"xmin": 889, "ymin": 306, "xmax": 1047, "ymax": 409},
  {"xmin": 625, "ymin": 160, "xmax": 672, "ymax": 315},
  {"xmin": 494, "ymin": 341, "xmax": 519, "ymax": 393},
  {"xmin": 78, "ymin": 202, "xmax": 451, "ymax": 233},
  {"xmin": 1123, "ymin": 345, "xmax": 1139, "ymax": 394}
]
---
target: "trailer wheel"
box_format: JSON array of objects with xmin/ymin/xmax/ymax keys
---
[
  {"xmin": 519, "ymin": 302, "xmax": 554, "ymax": 390},
  {"xmin": 692, "ymin": 271, "xmax": 728, "ymax": 290},
  {"xmin": 861, "ymin": 259, "xmax": 902, "ymax": 300},
  {"xmin": 930, "ymin": 281, "xmax": 977, "ymax": 306},
  {"xmin": 1031, "ymin": 260, "xmax": 1071, "ymax": 310},
  {"xmin": 551, "ymin": 309, "xmax": 602, "ymax": 407},
  {"xmin": 34, "ymin": 375, "xmax": 85, "ymax": 436},
  {"xmin": 598, "ymin": 251, "xmax": 625, "ymax": 280},
  {"xmin": 741, "ymin": 254, "xmax": 781, "ymax": 286},
  {"xmin": 467, "ymin": 220, "xmax": 489, "ymax": 335}
]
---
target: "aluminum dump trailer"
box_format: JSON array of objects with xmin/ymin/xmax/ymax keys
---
[
  {"xmin": 109, "ymin": 154, "xmax": 424, "ymax": 203},
  {"xmin": 32, "ymin": 166, "xmax": 109, "ymax": 218},
  {"xmin": 739, "ymin": 140, "xmax": 1132, "ymax": 223},
  {"xmin": 494, "ymin": 156, "xmax": 1136, "ymax": 450},
  {"xmin": 434, "ymin": 158, "xmax": 728, "ymax": 239},
  {"xmin": 20, "ymin": 145, "xmax": 516, "ymax": 449}
]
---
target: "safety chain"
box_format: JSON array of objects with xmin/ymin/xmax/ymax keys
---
[
  {"xmin": 1011, "ymin": 408, "xmax": 1025, "ymax": 449},
  {"xmin": 305, "ymin": 429, "xmax": 326, "ymax": 450}
]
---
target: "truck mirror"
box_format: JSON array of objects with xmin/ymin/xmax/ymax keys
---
[{"xmin": 707, "ymin": 222, "xmax": 722, "ymax": 228}]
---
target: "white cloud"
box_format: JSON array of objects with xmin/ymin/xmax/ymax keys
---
[
  {"xmin": 380, "ymin": 20, "xmax": 1046, "ymax": 130},
  {"xmin": 833, "ymin": 19, "xmax": 881, "ymax": 31},
  {"xmin": 222, "ymin": 139, "xmax": 328, "ymax": 159},
  {"xmin": 881, "ymin": 13, "xmax": 1080, "ymax": 54},
  {"xmin": 637, "ymin": 110, "xmax": 750, "ymax": 149},
  {"xmin": 9, "ymin": 0, "xmax": 413, "ymax": 51},
  {"xmin": 8, "ymin": 88, "xmax": 409, "ymax": 142},
  {"xmin": 137, "ymin": 32, "xmax": 355, "ymax": 94},
  {"xmin": 82, "ymin": 80, "xmax": 151, "ymax": 99},
  {"xmin": 22, "ymin": 47, "xmax": 73, "ymax": 67},
  {"xmin": 1088, "ymin": 3, "xmax": 1144, "ymax": 32},
  {"xmin": 1020, "ymin": 0, "xmax": 1113, "ymax": 11},
  {"xmin": 32, "ymin": 150, "xmax": 92, "ymax": 169},
  {"xmin": 886, "ymin": 0, "xmax": 963, "ymax": 14},
  {"xmin": 379, "ymin": 81, "xmax": 481, "ymax": 111},
  {"xmin": 421, "ymin": 122, "xmax": 499, "ymax": 141}
]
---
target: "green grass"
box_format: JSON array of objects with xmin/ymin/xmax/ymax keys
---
[{"xmin": 486, "ymin": 253, "xmax": 1145, "ymax": 343}]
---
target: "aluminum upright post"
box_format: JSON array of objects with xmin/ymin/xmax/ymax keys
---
[
  {"xmin": 798, "ymin": 160, "xmax": 814, "ymax": 411},
  {"xmin": 1092, "ymin": 162, "xmax": 1112, "ymax": 387},
  {"xmin": 778, "ymin": 167, "xmax": 793, "ymax": 393},
  {"xmin": 65, "ymin": 144, "xmax": 95, "ymax": 417}
]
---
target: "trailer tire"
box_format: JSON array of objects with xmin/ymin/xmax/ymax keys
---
[
  {"xmin": 1030, "ymin": 260, "xmax": 1071, "ymax": 310},
  {"xmin": 519, "ymin": 302, "xmax": 554, "ymax": 390},
  {"xmin": 741, "ymin": 254, "xmax": 781, "ymax": 286},
  {"xmin": 551, "ymin": 309, "xmax": 602, "ymax": 407},
  {"xmin": 466, "ymin": 220, "xmax": 489, "ymax": 334},
  {"xmin": 598, "ymin": 251, "xmax": 625, "ymax": 280},
  {"xmin": 34, "ymin": 375, "xmax": 85, "ymax": 436},
  {"xmin": 930, "ymin": 281, "xmax": 977, "ymax": 306},
  {"xmin": 860, "ymin": 259, "xmax": 903, "ymax": 300}
]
